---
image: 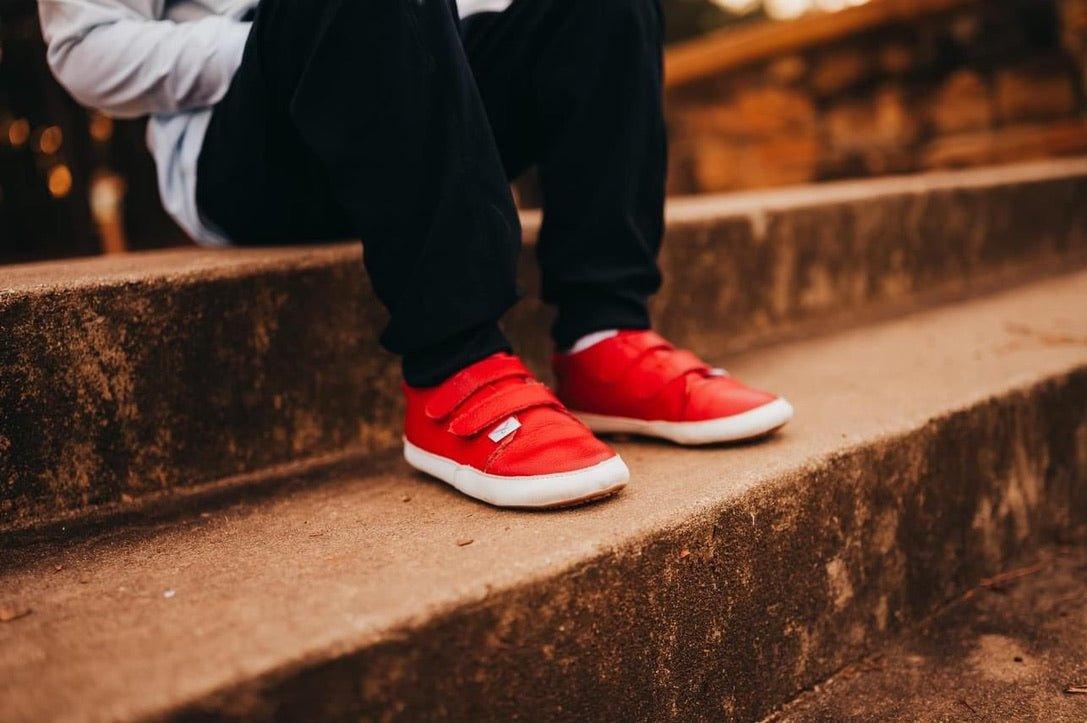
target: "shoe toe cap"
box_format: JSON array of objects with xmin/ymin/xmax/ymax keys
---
[{"xmin": 686, "ymin": 378, "xmax": 781, "ymax": 421}]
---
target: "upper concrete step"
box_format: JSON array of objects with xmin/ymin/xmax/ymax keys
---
[
  {"xmin": 2, "ymin": 271, "xmax": 1085, "ymax": 722},
  {"xmin": 3, "ymin": 158, "xmax": 1087, "ymax": 531}
]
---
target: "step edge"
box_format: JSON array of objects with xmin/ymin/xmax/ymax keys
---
[
  {"xmin": 0, "ymin": 244, "xmax": 363, "ymax": 301},
  {"xmin": 5, "ymin": 158, "xmax": 1084, "ymax": 300},
  {"xmin": 659, "ymin": 156, "xmax": 1087, "ymax": 225},
  {"xmin": 157, "ymin": 362, "xmax": 1087, "ymax": 722}
]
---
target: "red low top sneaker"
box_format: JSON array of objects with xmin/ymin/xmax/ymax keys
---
[
  {"xmin": 403, "ymin": 353, "xmax": 629, "ymax": 508},
  {"xmin": 553, "ymin": 331, "xmax": 793, "ymax": 445}
]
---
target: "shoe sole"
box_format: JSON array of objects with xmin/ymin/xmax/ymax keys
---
[
  {"xmin": 574, "ymin": 397, "xmax": 795, "ymax": 446},
  {"xmin": 403, "ymin": 439, "xmax": 630, "ymax": 509}
]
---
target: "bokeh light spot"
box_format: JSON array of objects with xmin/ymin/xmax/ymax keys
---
[
  {"xmin": 47, "ymin": 164, "xmax": 73, "ymax": 198},
  {"xmin": 39, "ymin": 125, "xmax": 63, "ymax": 154},
  {"xmin": 89, "ymin": 113, "xmax": 114, "ymax": 142},
  {"xmin": 7, "ymin": 118, "xmax": 30, "ymax": 147}
]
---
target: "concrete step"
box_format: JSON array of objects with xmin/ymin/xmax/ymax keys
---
[
  {"xmin": 770, "ymin": 545, "xmax": 1087, "ymax": 722},
  {"xmin": 3, "ymin": 158, "xmax": 1087, "ymax": 531},
  {"xmin": 2, "ymin": 271, "xmax": 1085, "ymax": 722}
]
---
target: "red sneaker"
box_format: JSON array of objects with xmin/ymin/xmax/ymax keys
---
[
  {"xmin": 403, "ymin": 353, "xmax": 629, "ymax": 508},
  {"xmin": 553, "ymin": 331, "xmax": 793, "ymax": 445}
]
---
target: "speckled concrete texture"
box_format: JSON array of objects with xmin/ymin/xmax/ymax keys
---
[
  {"xmin": 0, "ymin": 245, "xmax": 398, "ymax": 530},
  {"xmin": 510, "ymin": 158, "xmax": 1087, "ymax": 366},
  {"xmin": 770, "ymin": 546, "xmax": 1087, "ymax": 722},
  {"xmin": 1, "ymin": 271, "xmax": 1084, "ymax": 722},
  {"xmin": 3, "ymin": 159, "xmax": 1086, "ymax": 529}
]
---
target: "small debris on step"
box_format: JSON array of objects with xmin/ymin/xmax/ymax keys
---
[
  {"xmin": 401, "ymin": 494, "xmax": 412, "ymax": 502},
  {"xmin": 54, "ymin": 564, "xmax": 63, "ymax": 572},
  {"xmin": 978, "ymin": 561, "xmax": 1047, "ymax": 589},
  {"xmin": 957, "ymin": 698, "xmax": 979, "ymax": 716},
  {"xmin": 456, "ymin": 538, "xmax": 474, "ymax": 547},
  {"xmin": 163, "ymin": 589, "xmax": 176, "ymax": 599},
  {"xmin": 1064, "ymin": 685, "xmax": 1087, "ymax": 695},
  {"xmin": 0, "ymin": 605, "xmax": 32, "ymax": 622},
  {"xmin": 1004, "ymin": 322, "xmax": 1087, "ymax": 346}
]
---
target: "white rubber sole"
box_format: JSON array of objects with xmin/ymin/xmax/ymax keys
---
[
  {"xmin": 403, "ymin": 439, "xmax": 630, "ymax": 509},
  {"xmin": 575, "ymin": 397, "xmax": 795, "ymax": 446}
]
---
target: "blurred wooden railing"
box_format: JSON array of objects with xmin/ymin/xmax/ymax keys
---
[{"xmin": 665, "ymin": 0, "xmax": 979, "ymax": 87}]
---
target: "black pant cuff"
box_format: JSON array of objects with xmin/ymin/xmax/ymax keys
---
[
  {"xmin": 402, "ymin": 323, "xmax": 512, "ymax": 388},
  {"xmin": 552, "ymin": 296, "xmax": 651, "ymax": 350}
]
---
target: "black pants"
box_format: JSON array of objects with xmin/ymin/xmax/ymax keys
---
[{"xmin": 197, "ymin": 0, "xmax": 666, "ymax": 386}]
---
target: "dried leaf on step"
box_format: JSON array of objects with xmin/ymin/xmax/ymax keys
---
[{"xmin": 0, "ymin": 605, "xmax": 32, "ymax": 622}]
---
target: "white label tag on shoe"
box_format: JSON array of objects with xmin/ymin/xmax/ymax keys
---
[{"xmin": 488, "ymin": 415, "xmax": 522, "ymax": 443}]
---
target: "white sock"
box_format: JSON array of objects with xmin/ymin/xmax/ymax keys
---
[{"xmin": 565, "ymin": 329, "xmax": 619, "ymax": 354}]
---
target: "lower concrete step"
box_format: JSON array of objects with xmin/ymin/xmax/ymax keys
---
[
  {"xmin": 3, "ymin": 158, "xmax": 1087, "ymax": 531},
  {"xmin": 2, "ymin": 271, "xmax": 1085, "ymax": 722},
  {"xmin": 770, "ymin": 545, "xmax": 1087, "ymax": 722}
]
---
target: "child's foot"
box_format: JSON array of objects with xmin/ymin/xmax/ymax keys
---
[
  {"xmin": 403, "ymin": 352, "xmax": 629, "ymax": 508},
  {"xmin": 553, "ymin": 331, "xmax": 793, "ymax": 445}
]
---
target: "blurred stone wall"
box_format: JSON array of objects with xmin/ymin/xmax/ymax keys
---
[{"xmin": 666, "ymin": 0, "xmax": 1087, "ymax": 194}]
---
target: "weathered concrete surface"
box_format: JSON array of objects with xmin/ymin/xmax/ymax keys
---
[
  {"xmin": 0, "ymin": 246, "xmax": 396, "ymax": 531},
  {"xmin": 770, "ymin": 546, "xmax": 1087, "ymax": 722},
  {"xmin": 512, "ymin": 158, "xmax": 1087, "ymax": 371},
  {"xmin": 4, "ymin": 158, "xmax": 1087, "ymax": 529},
  {"xmin": 1, "ymin": 272, "xmax": 1085, "ymax": 722}
]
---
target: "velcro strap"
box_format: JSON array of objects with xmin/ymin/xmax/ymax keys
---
[
  {"xmin": 658, "ymin": 349, "xmax": 709, "ymax": 379},
  {"xmin": 592, "ymin": 332, "xmax": 674, "ymax": 384},
  {"xmin": 425, "ymin": 355, "xmax": 532, "ymax": 420},
  {"xmin": 627, "ymin": 348, "xmax": 710, "ymax": 399},
  {"xmin": 448, "ymin": 382, "xmax": 561, "ymax": 437}
]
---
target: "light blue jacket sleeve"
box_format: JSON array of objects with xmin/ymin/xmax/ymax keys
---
[{"xmin": 37, "ymin": 0, "xmax": 250, "ymax": 118}]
